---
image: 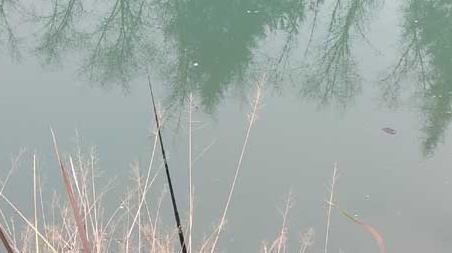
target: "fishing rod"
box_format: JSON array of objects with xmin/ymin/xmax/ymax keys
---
[{"xmin": 147, "ymin": 76, "xmax": 187, "ymax": 253}]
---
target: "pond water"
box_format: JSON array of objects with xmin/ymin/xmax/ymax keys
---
[{"xmin": 1, "ymin": 0, "xmax": 452, "ymax": 252}]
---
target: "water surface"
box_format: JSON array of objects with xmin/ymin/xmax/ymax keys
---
[{"xmin": 1, "ymin": 0, "xmax": 452, "ymax": 252}]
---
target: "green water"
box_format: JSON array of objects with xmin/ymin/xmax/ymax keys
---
[{"xmin": 1, "ymin": 0, "xmax": 452, "ymax": 252}]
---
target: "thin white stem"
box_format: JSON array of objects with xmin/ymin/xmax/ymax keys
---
[
  {"xmin": 0, "ymin": 192, "xmax": 58, "ymax": 253},
  {"xmin": 324, "ymin": 163, "xmax": 338, "ymax": 253},
  {"xmin": 33, "ymin": 154, "xmax": 39, "ymax": 253},
  {"xmin": 38, "ymin": 175, "xmax": 48, "ymax": 239},
  {"xmin": 188, "ymin": 93, "xmax": 193, "ymax": 253},
  {"xmin": 69, "ymin": 157, "xmax": 82, "ymax": 206},
  {"xmin": 277, "ymin": 192, "xmax": 292, "ymax": 253},
  {"xmin": 135, "ymin": 165, "xmax": 142, "ymax": 253},
  {"xmin": 298, "ymin": 228, "xmax": 314, "ymax": 253},
  {"xmin": 152, "ymin": 189, "xmax": 166, "ymax": 253},
  {"xmin": 91, "ymin": 151, "xmax": 99, "ymax": 249},
  {"xmin": 126, "ymin": 133, "xmax": 159, "ymax": 247},
  {"xmin": 0, "ymin": 149, "xmax": 25, "ymax": 194},
  {"xmin": 209, "ymin": 83, "xmax": 263, "ymax": 253}
]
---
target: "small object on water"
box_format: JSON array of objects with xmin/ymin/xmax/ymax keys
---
[
  {"xmin": 193, "ymin": 62, "xmax": 199, "ymax": 67},
  {"xmin": 382, "ymin": 127, "xmax": 397, "ymax": 135},
  {"xmin": 246, "ymin": 9, "xmax": 259, "ymax": 14},
  {"xmin": 365, "ymin": 194, "xmax": 370, "ymax": 200}
]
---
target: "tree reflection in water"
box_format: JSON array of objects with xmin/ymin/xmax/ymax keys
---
[{"xmin": 1, "ymin": 0, "xmax": 452, "ymax": 155}]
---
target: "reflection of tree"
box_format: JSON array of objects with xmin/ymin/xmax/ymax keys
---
[
  {"xmin": 0, "ymin": 0, "xmax": 20, "ymax": 59},
  {"xmin": 83, "ymin": 0, "xmax": 158, "ymax": 88},
  {"xmin": 269, "ymin": 26, "xmax": 299, "ymax": 89},
  {"xmin": 267, "ymin": 1, "xmax": 307, "ymax": 88},
  {"xmin": 305, "ymin": 0, "xmax": 326, "ymax": 55},
  {"xmin": 35, "ymin": 0, "xmax": 84, "ymax": 64},
  {"xmin": 1, "ymin": 0, "xmax": 305, "ymax": 103},
  {"xmin": 159, "ymin": 0, "xmax": 305, "ymax": 111},
  {"xmin": 421, "ymin": 83, "xmax": 452, "ymax": 156},
  {"xmin": 301, "ymin": 0, "xmax": 380, "ymax": 107},
  {"xmin": 380, "ymin": 0, "xmax": 429, "ymax": 106},
  {"xmin": 383, "ymin": 0, "xmax": 452, "ymax": 155},
  {"xmin": 33, "ymin": 0, "xmax": 160, "ymax": 88}
]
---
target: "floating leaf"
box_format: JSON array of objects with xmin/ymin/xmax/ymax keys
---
[{"xmin": 382, "ymin": 127, "xmax": 397, "ymax": 135}]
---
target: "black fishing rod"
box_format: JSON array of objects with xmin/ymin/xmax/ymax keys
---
[{"xmin": 147, "ymin": 76, "xmax": 187, "ymax": 253}]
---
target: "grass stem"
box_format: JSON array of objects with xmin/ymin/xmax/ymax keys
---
[
  {"xmin": 324, "ymin": 163, "xmax": 337, "ymax": 253},
  {"xmin": 209, "ymin": 80, "xmax": 263, "ymax": 253}
]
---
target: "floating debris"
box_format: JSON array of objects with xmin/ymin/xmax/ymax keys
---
[
  {"xmin": 246, "ymin": 9, "xmax": 260, "ymax": 14},
  {"xmin": 382, "ymin": 127, "xmax": 397, "ymax": 135}
]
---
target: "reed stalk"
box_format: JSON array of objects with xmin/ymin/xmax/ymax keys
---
[
  {"xmin": 209, "ymin": 81, "xmax": 263, "ymax": 253},
  {"xmin": 51, "ymin": 129, "xmax": 91, "ymax": 253}
]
